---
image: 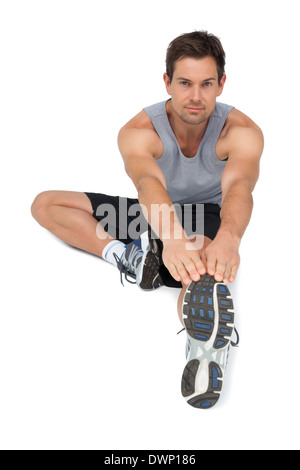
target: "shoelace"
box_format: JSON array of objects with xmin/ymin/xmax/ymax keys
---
[
  {"xmin": 230, "ymin": 327, "xmax": 240, "ymax": 347},
  {"xmin": 177, "ymin": 326, "xmax": 240, "ymax": 348},
  {"xmin": 113, "ymin": 252, "xmax": 137, "ymax": 287}
]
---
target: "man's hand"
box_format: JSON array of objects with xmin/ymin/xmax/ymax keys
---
[
  {"xmin": 201, "ymin": 231, "xmax": 240, "ymax": 284},
  {"xmin": 162, "ymin": 237, "xmax": 206, "ymax": 286}
]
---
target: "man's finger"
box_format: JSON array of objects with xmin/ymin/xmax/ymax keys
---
[
  {"xmin": 168, "ymin": 263, "xmax": 182, "ymax": 283},
  {"xmin": 181, "ymin": 256, "xmax": 202, "ymax": 282},
  {"xmin": 175, "ymin": 261, "xmax": 191, "ymax": 285},
  {"xmin": 200, "ymin": 250, "xmax": 208, "ymax": 271},
  {"xmin": 223, "ymin": 264, "xmax": 232, "ymax": 284},
  {"xmin": 194, "ymin": 258, "xmax": 206, "ymax": 276},
  {"xmin": 206, "ymin": 252, "xmax": 217, "ymax": 277},
  {"xmin": 215, "ymin": 259, "xmax": 227, "ymax": 282},
  {"xmin": 229, "ymin": 264, "xmax": 238, "ymax": 283}
]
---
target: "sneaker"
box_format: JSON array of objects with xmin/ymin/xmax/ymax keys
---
[
  {"xmin": 146, "ymin": 226, "xmax": 163, "ymax": 267},
  {"xmin": 114, "ymin": 237, "xmax": 164, "ymax": 290},
  {"xmin": 181, "ymin": 273, "xmax": 238, "ymax": 409}
]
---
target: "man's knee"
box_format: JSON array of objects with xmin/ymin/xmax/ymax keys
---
[{"xmin": 31, "ymin": 190, "xmax": 55, "ymax": 226}]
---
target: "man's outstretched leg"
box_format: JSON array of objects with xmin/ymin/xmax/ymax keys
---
[{"xmin": 175, "ymin": 236, "xmax": 238, "ymax": 410}]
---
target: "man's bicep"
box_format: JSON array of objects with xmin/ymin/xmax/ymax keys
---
[
  {"xmin": 124, "ymin": 154, "xmax": 167, "ymax": 191},
  {"xmin": 221, "ymin": 127, "xmax": 264, "ymax": 197},
  {"xmin": 118, "ymin": 128, "xmax": 166, "ymax": 191}
]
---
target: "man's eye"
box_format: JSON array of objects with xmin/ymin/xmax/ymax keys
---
[
  {"xmin": 203, "ymin": 82, "xmax": 212, "ymax": 87},
  {"xmin": 180, "ymin": 82, "xmax": 189, "ymax": 86}
]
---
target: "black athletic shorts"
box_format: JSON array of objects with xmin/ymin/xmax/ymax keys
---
[{"xmin": 85, "ymin": 192, "xmax": 221, "ymax": 288}]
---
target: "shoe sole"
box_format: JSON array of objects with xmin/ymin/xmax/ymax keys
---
[
  {"xmin": 138, "ymin": 250, "xmax": 164, "ymax": 290},
  {"xmin": 149, "ymin": 236, "xmax": 163, "ymax": 266},
  {"xmin": 181, "ymin": 274, "xmax": 235, "ymax": 409}
]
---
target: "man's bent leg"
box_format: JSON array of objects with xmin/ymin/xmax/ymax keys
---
[
  {"xmin": 31, "ymin": 190, "xmax": 114, "ymax": 257},
  {"xmin": 31, "ymin": 191, "xmax": 163, "ymax": 289}
]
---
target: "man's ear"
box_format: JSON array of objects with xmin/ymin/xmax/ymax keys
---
[
  {"xmin": 163, "ymin": 73, "xmax": 172, "ymax": 96},
  {"xmin": 217, "ymin": 74, "xmax": 227, "ymax": 97}
]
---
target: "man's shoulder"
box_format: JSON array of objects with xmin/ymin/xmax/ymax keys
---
[
  {"xmin": 225, "ymin": 110, "xmax": 264, "ymax": 160},
  {"xmin": 120, "ymin": 100, "xmax": 166, "ymax": 131},
  {"xmin": 220, "ymin": 107, "xmax": 263, "ymax": 146},
  {"xmin": 118, "ymin": 107, "xmax": 163, "ymax": 160},
  {"xmin": 225, "ymin": 107, "xmax": 263, "ymax": 134},
  {"xmin": 120, "ymin": 110, "xmax": 152, "ymax": 131},
  {"xmin": 143, "ymin": 100, "xmax": 167, "ymax": 118},
  {"xmin": 217, "ymin": 107, "xmax": 264, "ymax": 160}
]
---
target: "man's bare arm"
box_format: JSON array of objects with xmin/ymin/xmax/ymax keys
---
[
  {"xmin": 118, "ymin": 126, "xmax": 206, "ymax": 284},
  {"xmin": 203, "ymin": 125, "xmax": 264, "ymax": 283},
  {"xmin": 118, "ymin": 127, "xmax": 174, "ymax": 232}
]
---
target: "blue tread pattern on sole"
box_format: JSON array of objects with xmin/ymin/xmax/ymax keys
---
[{"xmin": 183, "ymin": 274, "xmax": 234, "ymax": 350}]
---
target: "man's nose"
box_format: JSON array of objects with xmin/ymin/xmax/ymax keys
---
[{"xmin": 190, "ymin": 86, "xmax": 202, "ymax": 102}]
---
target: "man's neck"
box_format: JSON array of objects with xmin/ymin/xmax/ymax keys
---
[{"xmin": 166, "ymin": 99, "xmax": 209, "ymax": 145}]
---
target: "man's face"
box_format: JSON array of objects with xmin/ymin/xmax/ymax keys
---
[{"xmin": 164, "ymin": 56, "xmax": 226, "ymax": 125}]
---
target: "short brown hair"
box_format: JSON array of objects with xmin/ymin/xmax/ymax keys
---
[{"xmin": 166, "ymin": 31, "xmax": 226, "ymax": 84}]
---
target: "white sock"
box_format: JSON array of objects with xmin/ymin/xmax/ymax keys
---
[
  {"xmin": 102, "ymin": 240, "xmax": 126, "ymax": 268},
  {"xmin": 140, "ymin": 230, "xmax": 150, "ymax": 252}
]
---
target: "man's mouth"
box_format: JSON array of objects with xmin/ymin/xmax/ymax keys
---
[{"xmin": 186, "ymin": 106, "xmax": 204, "ymax": 112}]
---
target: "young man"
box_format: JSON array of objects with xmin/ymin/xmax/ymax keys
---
[{"xmin": 31, "ymin": 31, "xmax": 263, "ymax": 409}]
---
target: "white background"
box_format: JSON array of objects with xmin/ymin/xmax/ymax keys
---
[{"xmin": 1, "ymin": 0, "xmax": 299, "ymax": 450}]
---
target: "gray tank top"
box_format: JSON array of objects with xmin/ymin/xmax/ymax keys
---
[{"xmin": 143, "ymin": 100, "xmax": 233, "ymax": 207}]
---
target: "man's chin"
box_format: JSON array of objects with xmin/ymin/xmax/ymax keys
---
[{"xmin": 180, "ymin": 113, "xmax": 209, "ymax": 125}]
